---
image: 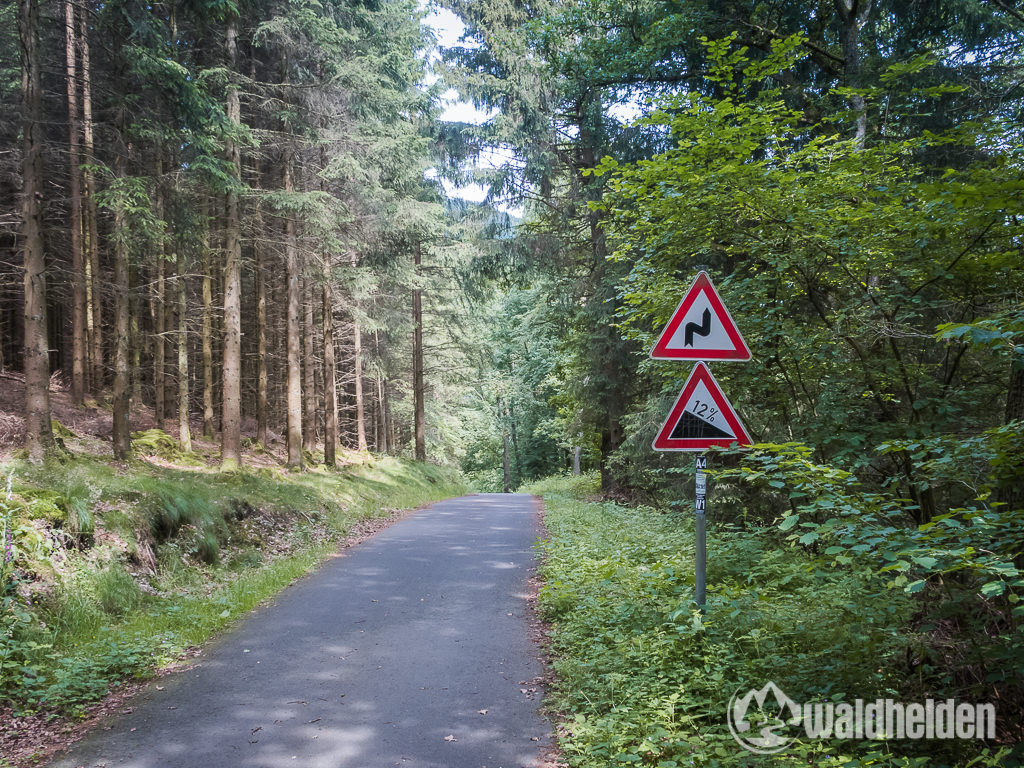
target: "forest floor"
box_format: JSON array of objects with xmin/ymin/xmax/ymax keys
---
[
  {"xmin": 0, "ymin": 372, "xmax": 468, "ymax": 767},
  {"xmin": 1, "ymin": 370, "xmax": 295, "ymax": 469}
]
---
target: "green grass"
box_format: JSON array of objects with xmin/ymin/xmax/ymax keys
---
[
  {"xmin": 1, "ymin": 449, "xmax": 465, "ymax": 716},
  {"xmin": 527, "ymin": 474, "xmax": 1010, "ymax": 768}
]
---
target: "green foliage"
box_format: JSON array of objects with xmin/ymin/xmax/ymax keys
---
[
  {"xmin": 716, "ymin": 434, "xmax": 1024, "ymax": 712},
  {"xmin": 532, "ymin": 475, "xmax": 1011, "ymax": 767},
  {"xmin": 94, "ymin": 564, "xmax": 146, "ymax": 618},
  {"xmin": 130, "ymin": 429, "xmax": 202, "ymax": 466}
]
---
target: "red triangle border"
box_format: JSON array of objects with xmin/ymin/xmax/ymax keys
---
[{"xmin": 650, "ymin": 271, "xmax": 751, "ymax": 361}]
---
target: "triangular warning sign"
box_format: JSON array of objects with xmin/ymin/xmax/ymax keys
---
[
  {"xmin": 653, "ymin": 363, "xmax": 752, "ymax": 451},
  {"xmin": 650, "ymin": 271, "xmax": 751, "ymax": 361}
]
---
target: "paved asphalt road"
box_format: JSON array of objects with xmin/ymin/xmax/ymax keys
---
[{"xmin": 48, "ymin": 493, "xmax": 550, "ymax": 768}]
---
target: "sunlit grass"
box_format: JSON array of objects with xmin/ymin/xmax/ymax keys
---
[{"xmin": 1, "ymin": 448, "xmax": 466, "ymax": 715}]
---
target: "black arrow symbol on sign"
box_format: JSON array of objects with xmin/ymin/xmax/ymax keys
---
[{"xmin": 684, "ymin": 308, "xmax": 712, "ymax": 347}]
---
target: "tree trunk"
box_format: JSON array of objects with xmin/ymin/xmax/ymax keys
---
[
  {"xmin": 284, "ymin": 143, "xmax": 303, "ymax": 468},
  {"xmin": 412, "ymin": 241, "xmax": 426, "ymax": 461},
  {"xmin": 220, "ymin": 13, "xmax": 242, "ymax": 470},
  {"xmin": 255, "ymin": 201, "xmax": 268, "ymax": 447},
  {"xmin": 130, "ymin": 262, "xmax": 142, "ymax": 407},
  {"xmin": 302, "ymin": 278, "xmax": 316, "ymax": 453},
  {"xmin": 353, "ymin": 320, "xmax": 367, "ymax": 451},
  {"xmin": 176, "ymin": 246, "xmax": 191, "ymax": 451},
  {"xmin": 80, "ymin": 6, "xmax": 101, "ymax": 394},
  {"xmin": 1007, "ymin": 359, "xmax": 1024, "ymax": 424},
  {"xmin": 111, "ymin": 143, "xmax": 131, "ymax": 460},
  {"xmin": 502, "ymin": 428, "xmax": 512, "ymax": 493},
  {"xmin": 573, "ymin": 444, "xmax": 582, "ymax": 476},
  {"xmin": 20, "ymin": 0, "xmax": 55, "ymax": 461},
  {"xmin": 383, "ymin": 379, "xmax": 393, "ymax": 454},
  {"xmin": 1002, "ymin": 357, "xmax": 1024, "ymax": 511},
  {"xmin": 322, "ymin": 280, "xmax": 338, "ymax": 467},
  {"xmin": 65, "ymin": 0, "xmax": 85, "ymax": 406},
  {"xmin": 153, "ymin": 217, "xmax": 166, "ymax": 425},
  {"xmin": 201, "ymin": 202, "xmax": 215, "ymax": 439},
  {"xmin": 509, "ymin": 401, "xmax": 522, "ymax": 485},
  {"xmin": 835, "ymin": 0, "xmax": 871, "ymax": 145}
]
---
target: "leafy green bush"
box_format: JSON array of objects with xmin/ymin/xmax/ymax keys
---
[{"xmin": 531, "ymin": 476, "xmax": 1011, "ymax": 767}]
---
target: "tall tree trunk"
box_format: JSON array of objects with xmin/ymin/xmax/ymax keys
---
[
  {"xmin": 80, "ymin": 6, "xmax": 101, "ymax": 393},
  {"xmin": 412, "ymin": 241, "xmax": 426, "ymax": 461},
  {"xmin": 20, "ymin": 0, "xmax": 55, "ymax": 461},
  {"xmin": 322, "ymin": 280, "xmax": 337, "ymax": 467},
  {"xmin": 284, "ymin": 143, "xmax": 303, "ymax": 468},
  {"xmin": 353, "ymin": 320, "xmax": 367, "ymax": 451},
  {"xmin": 176, "ymin": 245, "xmax": 191, "ymax": 450},
  {"xmin": 220, "ymin": 13, "xmax": 242, "ymax": 470},
  {"xmin": 65, "ymin": 0, "xmax": 85, "ymax": 406},
  {"xmin": 371, "ymin": 379, "xmax": 379, "ymax": 451},
  {"xmin": 1002, "ymin": 357, "xmax": 1024, "ymax": 511},
  {"xmin": 111, "ymin": 138, "xmax": 131, "ymax": 460},
  {"xmin": 302, "ymin": 278, "xmax": 316, "ymax": 453},
  {"xmin": 130, "ymin": 263, "xmax": 142, "ymax": 407},
  {"xmin": 835, "ymin": 0, "xmax": 871, "ymax": 145},
  {"xmin": 374, "ymin": 329, "xmax": 386, "ymax": 453},
  {"xmin": 255, "ymin": 238, "xmax": 268, "ymax": 447},
  {"xmin": 509, "ymin": 401, "xmax": 522, "ymax": 486},
  {"xmin": 383, "ymin": 379, "xmax": 393, "ymax": 454},
  {"xmin": 201, "ymin": 199, "xmax": 214, "ymax": 438},
  {"xmin": 502, "ymin": 426, "xmax": 512, "ymax": 493},
  {"xmin": 153, "ymin": 200, "xmax": 166, "ymax": 425}
]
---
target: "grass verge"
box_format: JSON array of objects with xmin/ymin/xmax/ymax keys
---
[
  {"xmin": 527, "ymin": 474, "xmax": 1011, "ymax": 768},
  {"xmin": 1, "ymin": 445, "xmax": 465, "ymax": 725}
]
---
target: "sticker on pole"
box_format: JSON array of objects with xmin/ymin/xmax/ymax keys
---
[
  {"xmin": 653, "ymin": 363, "xmax": 752, "ymax": 451},
  {"xmin": 650, "ymin": 271, "xmax": 751, "ymax": 360}
]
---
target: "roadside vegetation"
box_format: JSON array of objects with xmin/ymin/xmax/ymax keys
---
[
  {"xmin": 0, "ymin": 434, "xmax": 464, "ymax": 721},
  {"xmin": 530, "ymin": 473, "xmax": 1015, "ymax": 768}
]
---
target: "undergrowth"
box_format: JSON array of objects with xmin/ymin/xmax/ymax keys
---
[
  {"xmin": 0, "ymin": 448, "xmax": 464, "ymax": 717},
  {"xmin": 528, "ymin": 473, "xmax": 1011, "ymax": 768}
]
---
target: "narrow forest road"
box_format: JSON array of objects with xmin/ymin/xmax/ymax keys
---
[{"xmin": 48, "ymin": 494, "xmax": 551, "ymax": 768}]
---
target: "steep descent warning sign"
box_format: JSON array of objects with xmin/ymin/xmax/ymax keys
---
[
  {"xmin": 653, "ymin": 362, "xmax": 752, "ymax": 451},
  {"xmin": 650, "ymin": 271, "xmax": 751, "ymax": 361}
]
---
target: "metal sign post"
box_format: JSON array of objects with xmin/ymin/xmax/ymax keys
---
[
  {"xmin": 649, "ymin": 271, "xmax": 752, "ymax": 614},
  {"xmin": 695, "ymin": 453, "xmax": 707, "ymax": 610}
]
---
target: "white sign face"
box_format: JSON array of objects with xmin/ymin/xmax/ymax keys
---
[
  {"xmin": 664, "ymin": 291, "xmax": 737, "ymax": 354},
  {"xmin": 667, "ymin": 378, "xmax": 737, "ymax": 441}
]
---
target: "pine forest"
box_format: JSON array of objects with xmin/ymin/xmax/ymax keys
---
[{"xmin": 0, "ymin": 1, "xmax": 1022, "ymax": 766}]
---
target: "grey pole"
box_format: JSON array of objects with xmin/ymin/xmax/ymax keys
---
[{"xmin": 695, "ymin": 453, "xmax": 707, "ymax": 611}]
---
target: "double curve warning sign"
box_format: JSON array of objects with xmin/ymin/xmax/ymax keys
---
[{"xmin": 650, "ymin": 271, "xmax": 751, "ymax": 361}]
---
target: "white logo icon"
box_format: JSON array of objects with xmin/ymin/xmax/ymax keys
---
[{"xmin": 727, "ymin": 681, "xmax": 801, "ymax": 754}]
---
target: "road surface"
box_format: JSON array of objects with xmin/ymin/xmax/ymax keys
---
[{"xmin": 48, "ymin": 493, "xmax": 550, "ymax": 768}]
